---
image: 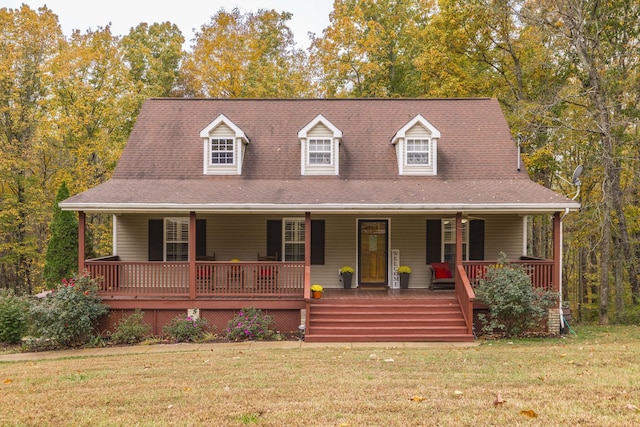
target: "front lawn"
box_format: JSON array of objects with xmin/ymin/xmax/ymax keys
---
[{"xmin": 1, "ymin": 325, "xmax": 639, "ymax": 426}]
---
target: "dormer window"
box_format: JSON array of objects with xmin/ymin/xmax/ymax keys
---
[
  {"xmin": 392, "ymin": 114, "xmax": 441, "ymax": 176},
  {"xmin": 298, "ymin": 114, "xmax": 342, "ymax": 175},
  {"xmin": 200, "ymin": 114, "xmax": 249, "ymax": 175}
]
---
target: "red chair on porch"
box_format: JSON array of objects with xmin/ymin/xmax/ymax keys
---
[
  {"xmin": 429, "ymin": 262, "xmax": 455, "ymax": 290},
  {"xmin": 256, "ymin": 253, "xmax": 278, "ymax": 292}
]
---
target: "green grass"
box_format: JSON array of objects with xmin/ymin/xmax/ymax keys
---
[{"xmin": 1, "ymin": 325, "xmax": 640, "ymax": 426}]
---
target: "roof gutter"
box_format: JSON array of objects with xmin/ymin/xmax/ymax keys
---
[{"xmin": 59, "ymin": 201, "xmax": 581, "ymax": 214}]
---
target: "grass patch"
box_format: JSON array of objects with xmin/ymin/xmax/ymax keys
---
[{"xmin": 1, "ymin": 325, "xmax": 640, "ymax": 426}]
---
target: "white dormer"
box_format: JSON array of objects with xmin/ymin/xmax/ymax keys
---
[
  {"xmin": 391, "ymin": 114, "xmax": 441, "ymax": 176},
  {"xmin": 200, "ymin": 114, "xmax": 249, "ymax": 175},
  {"xmin": 298, "ymin": 114, "xmax": 343, "ymax": 175}
]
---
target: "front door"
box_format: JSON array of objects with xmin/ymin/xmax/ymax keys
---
[{"xmin": 358, "ymin": 220, "xmax": 388, "ymax": 287}]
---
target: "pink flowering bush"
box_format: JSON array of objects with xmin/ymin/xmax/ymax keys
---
[
  {"xmin": 30, "ymin": 273, "xmax": 108, "ymax": 347},
  {"xmin": 162, "ymin": 314, "xmax": 210, "ymax": 342},
  {"xmin": 225, "ymin": 307, "xmax": 275, "ymax": 341}
]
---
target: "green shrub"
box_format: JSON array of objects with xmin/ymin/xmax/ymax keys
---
[
  {"xmin": 0, "ymin": 289, "xmax": 30, "ymax": 344},
  {"xmin": 162, "ymin": 314, "xmax": 210, "ymax": 342},
  {"xmin": 475, "ymin": 253, "xmax": 558, "ymax": 338},
  {"xmin": 225, "ymin": 307, "xmax": 275, "ymax": 341},
  {"xmin": 110, "ymin": 310, "xmax": 151, "ymax": 344},
  {"xmin": 30, "ymin": 274, "xmax": 109, "ymax": 348}
]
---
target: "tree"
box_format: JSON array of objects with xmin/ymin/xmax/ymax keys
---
[
  {"xmin": 43, "ymin": 182, "xmax": 77, "ymax": 286},
  {"xmin": 0, "ymin": 5, "xmax": 63, "ymax": 293},
  {"xmin": 120, "ymin": 22, "xmax": 184, "ymax": 99},
  {"xmin": 528, "ymin": 0, "xmax": 640, "ymax": 323},
  {"xmin": 180, "ymin": 8, "xmax": 313, "ymax": 97},
  {"xmin": 310, "ymin": 0, "xmax": 434, "ymax": 97}
]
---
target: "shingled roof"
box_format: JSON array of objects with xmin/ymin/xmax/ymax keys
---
[{"xmin": 61, "ymin": 98, "xmax": 579, "ymax": 214}]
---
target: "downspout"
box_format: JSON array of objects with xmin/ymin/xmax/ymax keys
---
[{"xmin": 559, "ymin": 185, "xmax": 580, "ymax": 330}]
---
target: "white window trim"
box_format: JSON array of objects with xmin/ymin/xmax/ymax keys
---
[
  {"xmin": 405, "ymin": 138, "xmax": 432, "ymax": 166},
  {"xmin": 442, "ymin": 218, "xmax": 469, "ymax": 262},
  {"xmin": 307, "ymin": 138, "xmax": 333, "ymax": 166},
  {"xmin": 283, "ymin": 217, "xmax": 305, "ymax": 261},
  {"xmin": 164, "ymin": 217, "xmax": 189, "ymax": 261},
  {"xmin": 209, "ymin": 137, "xmax": 235, "ymax": 166}
]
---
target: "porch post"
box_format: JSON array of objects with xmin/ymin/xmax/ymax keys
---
[
  {"xmin": 78, "ymin": 211, "xmax": 86, "ymax": 274},
  {"xmin": 304, "ymin": 211, "xmax": 311, "ymax": 300},
  {"xmin": 553, "ymin": 211, "xmax": 561, "ymax": 293},
  {"xmin": 455, "ymin": 212, "xmax": 463, "ymax": 268},
  {"xmin": 189, "ymin": 211, "xmax": 197, "ymax": 299}
]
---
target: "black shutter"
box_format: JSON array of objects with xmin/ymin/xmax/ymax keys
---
[
  {"xmin": 469, "ymin": 219, "xmax": 485, "ymax": 260},
  {"xmin": 426, "ymin": 219, "xmax": 442, "ymax": 264},
  {"xmin": 266, "ymin": 220, "xmax": 282, "ymax": 260},
  {"xmin": 148, "ymin": 219, "xmax": 163, "ymax": 261},
  {"xmin": 311, "ymin": 220, "xmax": 325, "ymax": 265},
  {"xmin": 196, "ymin": 219, "xmax": 206, "ymax": 259}
]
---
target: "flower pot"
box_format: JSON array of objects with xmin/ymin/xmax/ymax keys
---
[
  {"xmin": 312, "ymin": 291, "xmax": 322, "ymax": 299},
  {"xmin": 399, "ymin": 273, "xmax": 410, "ymax": 289},
  {"xmin": 342, "ymin": 273, "xmax": 353, "ymax": 289}
]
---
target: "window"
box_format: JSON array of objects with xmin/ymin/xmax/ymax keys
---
[
  {"xmin": 406, "ymin": 139, "xmax": 430, "ymax": 165},
  {"xmin": 298, "ymin": 114, "xmax": 342, "ymax": 175},
  {"xmin": 200, "ymin": 114, "xmax": 249, "ymax": 175},
  {"xmin": 442, "ymin": 218, "xmax": 468, "ymax": 263},
  {"xmin": 284, "ymin": 218, "xmax": 305, "ymax": 261},
  {"xmin": 391, "ymin": 114, "xmax": 440, "ymax": 175},
  {"xmin": 210, "ymin": 138, "xmax": 234, "ymax": 165},
  {"xmin": 165, "ymin": 218, "xmax": 189, "ymax": 261},
  {"xmin": 308, "ymin": 138, "xmax": 332, "ymax": 165}
]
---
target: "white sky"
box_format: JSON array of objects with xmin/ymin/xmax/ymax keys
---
[{"xmin": 4, "ymin": 0, "xmax": 334, "ymax": 49}]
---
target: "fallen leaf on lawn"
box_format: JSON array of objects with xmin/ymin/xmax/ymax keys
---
[
  {"xmin": 339, "ymin": 423, "xmax": 351, "ymax": 427},
  {"xmin": 3, "ymin": 379, "xmax": 12, "ymax": 384},
  {"xmin": 454, "ymin": 390, "xmax": 463, "ymax": 396},
  {"xmin": 624, "ymin": 404, "xmax": 639, "ymax": 412},
  {"xmin": 410, "ymin": 396, "xmax": 426, "ymax": 402},
  {"xmin": 183, "ymin": 387, "xmax": 191, "ymax": 392},
  {"xmin": 167, "ymin": 405, "xmax": 174, "ymax": 409},
  {"xmin": 520, "ymin": 409, "xmax": 538, "ymax": 418},
  {"xmin": 493, "ymin": 394, "xmax": 506, "ymax": 406}
]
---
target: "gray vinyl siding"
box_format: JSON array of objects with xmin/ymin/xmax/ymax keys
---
[
  {"xmin": 484, "ymin": 214, "xmax": 524, "ymax": 261},
  {"xmin": 114, "ymin": 212, "xmax": 525, "ymax": 288},
  {"xmin": 116, "ymin": 214, "xmax": 152, "ymax": 261}
]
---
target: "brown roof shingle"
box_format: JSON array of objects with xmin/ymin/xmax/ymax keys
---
[{"xmin": 61, "ymin": 98, "xmax": 579, "ymax": 213}]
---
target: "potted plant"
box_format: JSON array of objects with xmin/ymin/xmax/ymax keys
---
[
  {"xmin": 340, "ymin": 266, "xmax": 355, "ymax": 289},
  {"xmin": 398, "ymin": 265, "xmax": 411, "ymax": 289},
  {"xmin": 311, "ymin": 284, "xmax": 323, "ymax": 299}
]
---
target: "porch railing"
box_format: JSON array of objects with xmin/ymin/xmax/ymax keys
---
[
  {"xmin": 84, "ymin": 259, "xmax": 305, "ymax": 297},
  {"xmin": 462, "ymin": 259, "xmax": 555, "ymax": 291},
  {"xmin": 454, "ymin": 265, "xmax": 475, "ymax": 336}
]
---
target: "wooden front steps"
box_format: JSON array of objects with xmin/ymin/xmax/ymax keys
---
[{"xmin": 305, "ymin": 295, "xmax": 475, "ymax": 343}]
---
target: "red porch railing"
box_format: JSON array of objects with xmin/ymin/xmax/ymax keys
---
[
  {"xmin": 454, "ymin": 265, "xmax": 475, "ymax": 336},
  {"xmin": 462, "ymin": 259, "xmax": 555, "ymax": 291},
  {"xmin": 85, "ymin": 259, "xmax": 305, "ymax": 298}
]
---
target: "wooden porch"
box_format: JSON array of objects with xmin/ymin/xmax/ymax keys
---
[{"xmin": 85, "ymin": 257, "xmax": 555, "ymax": 342}]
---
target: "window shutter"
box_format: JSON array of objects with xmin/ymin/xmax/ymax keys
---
[
  {"xmin": 266, "ymin": 220, "xmax": 282, "ymax": 260},
  {"xmin": 469, "ymin": 219, "xmax": 485, "ymax": 260},
  {"xmin": 311, "ymin": 220, "xmax": 325, "ymax": 265},
  {"xmin": 148, "ymin": 219, "xmax": 163, "ymax": 261},
  {"xmin": 196, "ymin": 219, "xmax": 206, "ymax": 258},
  {"xmin": 426, "ymin": 219, "xmax": 441, "ymax": 264}
]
